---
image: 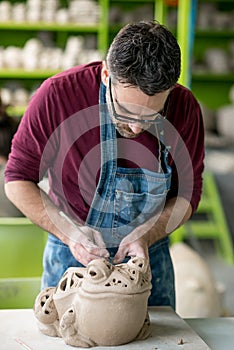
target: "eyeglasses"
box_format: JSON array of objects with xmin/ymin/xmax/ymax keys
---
[{"xmin": 108, "ymin": 78, "xmax": 169, "ymax": 124}]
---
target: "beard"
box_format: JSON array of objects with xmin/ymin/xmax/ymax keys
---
[
  {"xmin": 113, "ymin": 120, "xmax": 146, "ymax": 138},
  {"xmin": 105, "ymin": 88, "xmax": 150, "ymax": 139}
]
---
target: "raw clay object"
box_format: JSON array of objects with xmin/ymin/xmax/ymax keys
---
[
  {"xmin": 34, "ymin": 257, "xmax": 152, "ymax": 348},
  {"xmin": 170, "ymin": 242, "xmax": 222, "ymax": 318}
]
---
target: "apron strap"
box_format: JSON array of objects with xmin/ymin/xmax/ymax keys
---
[
  {"xmin": 155, "ymin": 122, "xmax": 170, "ymax": 174},
  {"xmin": 86, "ymin": 83, "xmax": 117, "ymax": 228}
]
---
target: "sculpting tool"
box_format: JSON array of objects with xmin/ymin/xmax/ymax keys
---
[{"xmin": 15, "ymin": 338, "xmax": 33, "ymax": 350}]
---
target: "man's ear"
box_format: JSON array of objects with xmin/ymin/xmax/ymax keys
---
[{"xmin": 101, "ymin": 61, "xmax": 109, "ymax": 86}]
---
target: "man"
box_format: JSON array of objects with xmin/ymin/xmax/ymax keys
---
[
  {"xmin": 0, "ymin": 98, "xmax": 23, "ymax": 217},
  {"xmin": 5, "ymin": 21, "xmax": 204, "ymax": 308}
]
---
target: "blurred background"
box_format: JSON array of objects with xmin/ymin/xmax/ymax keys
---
[{"xmin": 0, "ymin": 0, "xmax": 233, "ymax": 318}]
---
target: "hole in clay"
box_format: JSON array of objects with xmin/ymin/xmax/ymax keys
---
[
  {"xmin": 113, "ymin": 279, "xmax": 116, "ymax": 283},
  {"xmin": 41, "ymin": 301, "xmax": 45, "ymax": 307},
  {"xmin": 75, "ymin": 272, "xmax": 84, "ymax": 278},
  {"xmin": 130, "ymin": 277, "xmax": 134, "ymax": 280},
  {"xmin": 89, "ymin": 270, "xmax": 97, "ymax": 277},
  {"xmin": 132, "ymin": 270, "xmax": 136, "ymax": 274},
  {"xmin": 45, "ymin": 310, "xmax": 49, "ymax": 314},
  {"xmin": 124, "ymin": 284, "xmax": 128, "ymax": 287},
  {"xmin": 60, "ymin": 278, "xmax": 68, "ymax": 291},
  {"xmin": 69, "ymin": 309, "xmax": 73, "ymax": 313},
  {"xmin": 105, "ymin": 283, "xmax": 111, "ymax": 287},
  {"xmin": 118, "ymin": 280, "xmax": 121, "ymax": 283},
  {"xmin": 138, "ymin": 263, "xmax": 143, "ymax": 268},
  {"xmin": 70, "ymin": 278, "xmax": 74, "ymax": 287},
  {"xmin": 45, "ymin": 295, "xmax": 49, "ymax": 299}
]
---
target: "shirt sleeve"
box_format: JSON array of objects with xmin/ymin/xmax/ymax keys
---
[
  {"xmin": 166, "ymin": 86, "xmax": 205, "ymax": 214},
  {"xmin": 5, "ymin": 79, "xmax": 58, "ymax": 184}
]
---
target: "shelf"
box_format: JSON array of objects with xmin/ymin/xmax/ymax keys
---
[
  {"xmin": 192, "ymin": 73, "xmax": 234, "ymax": 82},
  {"xmin": 7, "ymin": 106, "xmax": 27, "ymax": 116},
  {"xmin": 192, "ymin": 80, "xmax": 233, "ymax": 110},
  {"xmin": 192, "ymin": 0, "xmax": 234, "ymax": 109},
  {"xmin": 110, "ymin": 0, "xmax": 155, "ymax": 2},
  {"xmin": 0, "ymin": 21, "xmax": 99, "ymax": 32},
  {"xmin": 196, "ymin": 30, "xmax": 234, "ymax": 38},
  {"xmin": 198, "ymin": 0, "xmax": 234, "ymax": 2},
  {"xmin": 0, "ymin": 69, "xmax": 60, "ymax": 79}
]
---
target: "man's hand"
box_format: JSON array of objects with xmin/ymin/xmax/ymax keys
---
[
  {"xmin": 113, "ymin": 215, "xmax": 157, "ymax": 264},
  {"xmin": 68, "ymin": 225, "xmax": 110, "ymax": 266},
  {"xmin": 113, "ymin": 197, "xmax": 192, "ymax": 264},
  {"xmin": 113, "ymin": 234, "xmax": 149, "ymax": 264}
]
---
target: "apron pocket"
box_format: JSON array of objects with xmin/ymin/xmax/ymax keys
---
[{"xmin": 113, "ymin": 190, "xmax": 168, "ymax": 240}]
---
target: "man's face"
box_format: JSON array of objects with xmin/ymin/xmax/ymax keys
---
[{"xmin": 106, "ymin": 79, "xmax": 171, "ymax": 138}]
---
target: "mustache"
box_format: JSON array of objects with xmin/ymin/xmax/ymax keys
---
[{"xmin": 114, "ymin": 121, "xmax": 148, "ymax": 137}]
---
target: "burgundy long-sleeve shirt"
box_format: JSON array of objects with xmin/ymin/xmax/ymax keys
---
[{"xmin": 5, "ymin": 61, "xmax": 204, "ymax": 223}]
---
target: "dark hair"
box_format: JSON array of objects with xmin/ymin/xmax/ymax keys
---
[
  {"xmin": 106, "ymin": 21, "xmax": 181, "ymax": 95},
  {"xmin": 0, "ymin": 96, "xmax": 19, "ymax": 159}
]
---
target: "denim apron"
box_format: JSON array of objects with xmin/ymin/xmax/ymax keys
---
[{"xmin": 42, "ymin": 83, "xmax": 175, "ymax": 308}]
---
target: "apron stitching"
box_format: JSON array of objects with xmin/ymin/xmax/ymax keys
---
[{"xmin": 155, "ymin": 124, "xmax": 162, "ymax": 173}]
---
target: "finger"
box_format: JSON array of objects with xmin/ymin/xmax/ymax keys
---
[
  {"xmin": 129, "ymin": 245, "xmax": 148, "ymax": 260},
  {"xmin": 78, "ymin": 226, "xmax": 106, "ymax": 249},
  {"xmin": 71, "ymin": 243, "xmax": 109, "ymax": 266},
  {"xmin": 80, "ymin": 236, "xmax": 108, "ymax": 257},
  {"xmin": 113, "ymin": 245, "xmax": 128, "ymax": 264},
  {"xmin": 79, "ymin": 226, "xmax": 109, "ymax": 257}
]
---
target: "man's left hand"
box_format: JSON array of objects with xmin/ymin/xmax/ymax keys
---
[{"xmin": 113, "ymin": 233, "xmax": 149, "ymax": 264}]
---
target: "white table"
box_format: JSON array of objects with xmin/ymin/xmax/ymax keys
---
[
  {"xmin": 0, "ymin": 307, "xmax": 233, "ymax": 350},
  {"xmin": 186, "ymin": 317, "xmax": 234, "ymax": 350}
]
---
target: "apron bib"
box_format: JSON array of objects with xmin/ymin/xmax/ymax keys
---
[
  {"xmin": 86, "ymin": 83, "xmax": 171, "ymax": 249},
  {"xmin": 42, "ymin": 83, "xmax": 175, "ymax": 308}
]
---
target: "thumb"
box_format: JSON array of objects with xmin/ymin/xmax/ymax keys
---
[
  {"xmin": 113, "ymin": 245, "xmax": 128, "ymax": 264},
  {"xmin": 93, "ymin": 230, "xmax": 108, "ymax": 249}
]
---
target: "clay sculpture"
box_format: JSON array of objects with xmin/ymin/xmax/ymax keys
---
[
  {"xmin": 34, "ymin": 257, "xmax": 152, "ymax": 348},
  {"xmin": 170, "ymin": 242, "xmax": 222, "ymax": 318}
]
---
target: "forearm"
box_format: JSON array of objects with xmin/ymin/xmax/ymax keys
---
[
  {"xmin": 5, "ymin": 180, "xmax": 75, "ymax": 245},
  {"xmin": 120, "ymin": 196, "xmax": 192, "ymax": 248},
  {"xmin": 146, "ymin": 196, "xmax": 192, "ymax": 247},
  {"xmin": 5, "ymin": 180, "xmax": 110, "ymax": 266}
]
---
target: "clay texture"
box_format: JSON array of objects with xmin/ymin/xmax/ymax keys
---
[{"xmin": 34, "ymin": 257, "xmax": 152, "ymax": 347}]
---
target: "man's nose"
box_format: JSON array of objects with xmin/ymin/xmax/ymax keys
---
[{"xmin": 128, "ymin": 123, "xmax": 143, "ymax": 134}]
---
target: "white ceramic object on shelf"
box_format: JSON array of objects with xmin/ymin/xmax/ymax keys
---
[
  {"xmin": 0, "ymin": 1, "xmax": 12, "ymax": 22},
  {"xmin": 12, "ymin": 3, "xmax": 26, "ymax": 22},
  {"xmin": 3, "ymin": 47, "xmax": 22, "ymax": 69}
]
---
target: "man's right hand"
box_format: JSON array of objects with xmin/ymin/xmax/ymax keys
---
[
  {"xmin": 5, "ymin": 181, "xmax": 110, "ymax": 266},
  {"xmin": 68, "ymin": 225, "xmax": 110, "ymax": 266}
]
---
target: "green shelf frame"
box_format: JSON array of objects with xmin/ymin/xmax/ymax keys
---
[
  {"xmin": 0, "ymin": 22, "xmax": 99, "ymax": 32},
  {"xmin": 196, "ymin": 30, "xmax": 234, "ymax": 38},
  {"xmin": 171, "ymin": 172, "xmax": 234, "ymax": 264},
  {"xmin": 192, "ymin": 73, "xmax": 234, "ymax": 82},
  {"xmin": 0, "ymin": 69, "xmax": 60, "ymax": 79},
  {"xmin": 198, "ymin": 0, "xmax": 234, "ymax": 2}
]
